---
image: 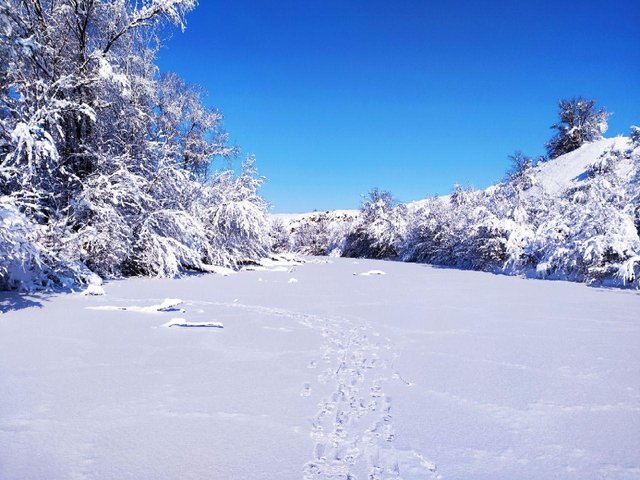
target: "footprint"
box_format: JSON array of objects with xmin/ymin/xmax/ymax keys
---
[
  {"xmin": 301, "ymin": 382, "xmax": 312, "ymax": 397},
  {"xmin": 370, "ymin": 385, "xmax": 383, "ymax": 398}
]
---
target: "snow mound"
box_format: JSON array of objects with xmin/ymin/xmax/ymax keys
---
[
  {"xmin": 81, "ymin": 284, "xmax": 105, "ymax": 296},
  {"xmin": 355, "ymin": 270, "xmax": 386, "ymax": 276},
  {"xmin": 200, "ymin": 265, "xmax": 236, "ymax": 276},
  {"xmin": 532, "ymin": 137, "xmax": 631, "ymax": 195},
  {"xmin": 88, "ymin": 298, "xmax": 183, "ymax": 313},
  {"xmin": 149, "ymin": 298, "xmax": 183, "ymax": 312},
  {"xmin": 162, "ymin": 318, "xmax": 223, "ymax": 328},
  {"xmin": 243, "ymin": 265, "xmax": 290, "ymax": 272},
  {"xmin": 260, "ymin": 254, "xmax": 305, "ymax": 267}
]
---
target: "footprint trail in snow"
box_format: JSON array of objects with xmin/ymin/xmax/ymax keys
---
[
  {"xmin": 300, "ymin": 314, "xmax": 438, "ymax": 480},
  {"xmin": 192, "ymin": 300, "xmax": 438, "ymax": 479},
  {"xmin": 86, "ymin": 293, "xmax": 438, "ymax": 478}
]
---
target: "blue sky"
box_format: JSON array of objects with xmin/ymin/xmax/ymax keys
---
[{"xmin": 158, "ymin": 0, "xmax": 640, "ymax": 213}]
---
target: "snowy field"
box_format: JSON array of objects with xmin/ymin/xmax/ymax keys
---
[{"xmin": 1, "ymin": 257, "xmax": 639, "ymax": 480}]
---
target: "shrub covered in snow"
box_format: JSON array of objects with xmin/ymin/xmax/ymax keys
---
[
  {"xmin": 291, "ymin": 213, "xmax": 353, "ymax": 256},
  {"xmin": 545, "ymin": 97, "xmax": 610, "ymax": 159},
  {"xmin": 342, "ymin": 189, "xmax": 407, "ymax": 259}
]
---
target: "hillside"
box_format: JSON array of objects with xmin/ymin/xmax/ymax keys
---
[
  {"xmin": 274, "ymin": 135, "xmax": 640, "ymax": 287},
  {"xmin": 531, "ymin": 137, "xmax": 633, "ymax": 195}
]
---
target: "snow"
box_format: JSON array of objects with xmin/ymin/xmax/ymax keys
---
[
  {"xmin": 272, "ymin": 210, "xmax": 359, "ymax": 222},
  {"xmin": 354, "ymin": 269, "xmax": 387, "ymax": 276},
  {"xmin": 163, "ymin": 318, "xmax": 224, "ymax": 328},
  {"xmin": 200, "ymin": 264, "xmax": 236, "ymax": 276},
  {"xmin": 1, "ymin": 257, "xmax": 639, "ymax": 479},
  {"xmin": 532, "ymin": 137, "xmax": 630, "ymax": 195},
  {"xmin": 81, "ymin": 284, "xmax": 106, "ymax": 296},
  {"xmin": 88, "ymin": 297, "xmax": 184, "ymax": 313}
]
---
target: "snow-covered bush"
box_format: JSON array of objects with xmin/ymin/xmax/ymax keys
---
[
  {"xmin": 270, "ymin": 219, "xmax": 292, "ymax": 253},
  {"xmin": 630, "ymin": 126, "xmax": 640, "ymax": 147},
  {"xmin": 0, "ymin": 197, "xmax": 42, "ymax": 289},
  {"xmin": 505, "ymin": 151, "xmax": 535, "ymax": 190},
  {"xmin": 343, "ymin": 189, "xmax": 407, "ymax": 259},
  {"xmin": 545, "ymin": 98, "xmax": 610, "ymax": 159},
  {"xmin": 200, "ymin": 158, "xmax": 271, "ymax": 268},
  {"xmin": 532, "ymin": 177, "xmax": 640, "ymax": 286},
  {"xmin": 587, "ymin": 148, "xmax": 623, "ymax": 177}
]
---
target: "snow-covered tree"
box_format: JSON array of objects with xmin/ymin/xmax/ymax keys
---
[
  {"xmin": 505, "ymin": 151, "xmax": 535, "ymax": 190},
  {"xmin": 0, "ymin": 1, "xmax": 271, "ymax": 290},
  {"xmin": 343, "ymin": 189, "xmax": 407, "ymax": 259},
  {"xmin": 630, "ymin": 126, "xmax": 640, "ymax": 148},
  {"xmin": 545, "ymin": 97, "xmax": 610, "ymax": 159},
  {"xmin": 0, "ymin": 196, "xmax": 42, "ymax": 289}
]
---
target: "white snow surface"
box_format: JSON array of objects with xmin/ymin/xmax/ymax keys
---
[
  {"xmin": 1, "ymin": 257, "xmax": 639, "ymax": 479},
  {"xmin": 81, "ymin": 284, "xmax": 106, "ymax": 296},
  {"xmin": 532, "ymin": 137, "xmax": 632, "ymax": 195}
]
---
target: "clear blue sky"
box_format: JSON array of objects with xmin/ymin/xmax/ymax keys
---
[{"xmin": 157, "ymin": 0, "xmax": 640, "ymax": 213}]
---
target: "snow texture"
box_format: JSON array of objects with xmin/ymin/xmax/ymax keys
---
[
  {"xmin": 1, "ymin": 257, "xmax": 639, "ymax": 479},
  {"xmin": 81, "ymin": 284, "xmax": 106, "ymax": 296}
]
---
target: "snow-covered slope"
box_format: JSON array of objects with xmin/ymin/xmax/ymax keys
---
[{"xmin": 532, "ymin": 137, "xmax": 632, "ymax": 195}]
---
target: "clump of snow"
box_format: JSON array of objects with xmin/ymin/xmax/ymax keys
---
[
  {"xmin": 288, "ymin": 278, "xmax": 299, "ymax": 284},
  {"xmin": 149, "ymin": 298, "xmax": 183, "ymax": 312},
  {"xmin": 81, "ymin": 284, "xmax": 105, "ymax": 296},
  {"xmin": 162, "ymin": 318, "xmax": 223, "ymax": 328},
  {"xmin": 260, "ymin": 254, "xmax": 305, "ymax": 267},
  {"xmin": 200, "ymin": 265, "xmax": 236, "ymax": 276},
  {"xmin": 88, "ymin": 298, "xmax": 183, "ymax": 313},
  {"xmin": 242, "ymin": 265, "xmax": 290, "ymax": 272},
  {"xmin": 355, "ymin": 270, "xmax": 386, "ymax": 276}
]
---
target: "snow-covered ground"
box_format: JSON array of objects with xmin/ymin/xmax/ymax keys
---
[{"xmin": 1, "ymin": 257, "xmax": 639, "ymax": 480}]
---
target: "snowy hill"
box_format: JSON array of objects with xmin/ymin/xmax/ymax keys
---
[
  {"xmin": 531, "ymin": 137, "xmax": 633, "ymax": 195},
  {"xmin": 275, "ymin": 136, "xmax": 640, "ymax": 287}
]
